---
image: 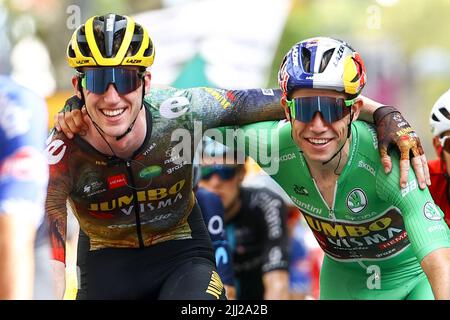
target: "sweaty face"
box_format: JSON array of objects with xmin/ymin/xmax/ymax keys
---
[
  {"xmin": 78, "ymin": 68, "xmax": 148, "ymax": 138},
  {"xmin": 288, "ymin": 89, "xmax": 358, "ymax": 164}
]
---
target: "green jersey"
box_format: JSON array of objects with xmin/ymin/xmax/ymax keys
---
[{"xmin": 233, "ymin": 119, "xmax": 450, "ymax": 299}]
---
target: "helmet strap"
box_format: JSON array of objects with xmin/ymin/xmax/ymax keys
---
[
  {"xmin": 115, "ymin": 76, "xmax": 146, "ymax": 141},
  {"xmin": 77, "ymin": 76, "xmax": 108, "ymax": 137},
  {"xmin": 322, "ymin": 109, "xmax": 352, "ymax": 175},
  {"xmin": 76, "ymin": 76, "xmax": 120, "ymax": 158}
]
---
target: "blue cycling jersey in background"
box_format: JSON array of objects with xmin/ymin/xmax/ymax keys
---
[{"xmin": 0, "ymin": 75, "xmax": 49, "ymax": 245}]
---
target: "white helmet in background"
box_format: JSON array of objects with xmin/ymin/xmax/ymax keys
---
[{"xmin": 430, "ymin": 89, "xmax": 450, "ymax": 137}]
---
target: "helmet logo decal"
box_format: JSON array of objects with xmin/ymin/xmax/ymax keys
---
[
  {"xmin": 292, "ymin": 46, "xmax": 299, "ymax": 67},
  {"xmin": 126, "ymin": 59, "xmax": 142, "ymax": 64},
  {"xmin": 333, "ymin": 44, "xmax": 345, "ymax": 67}
]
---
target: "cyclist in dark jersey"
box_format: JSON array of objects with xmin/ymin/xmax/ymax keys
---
[
  {"xmin": 193, "ymin": 164, "xmax": 236, "ymax": 300},
  {"xmin": 75, "ymin": 162, "xmax": 236, "ymax": 300},
  {"xmin": 196, "ymin": 188, "xmax": 236, "ymax": 298},
  {"xmin": 199, "ymin": 146, "xmax": 290, "ymax": 300},
  {"xmin": 52, "ymin": 14, "xmax": 431, "ymax": 299},
  {"xmin": 0, "ymin": 76, "xmax": 54, "ymax": 299},
  {"xmin": 193, "ymin": 164, "xmax": 236, "ymax": 299}
]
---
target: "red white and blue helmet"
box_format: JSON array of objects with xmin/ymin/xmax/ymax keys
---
[
  {"xmin": 430, "ymin": 89, "xmax": 450, "ymax": 137},
  {"xmin": 278, "ymin": 37, "xmax": 366, "ymax": 98}
]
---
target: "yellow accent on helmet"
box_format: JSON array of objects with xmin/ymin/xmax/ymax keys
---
[
  {"xmin": 343, "ymin": 56, "xmax": 359, "ymax": 95},
  {"xmin": 342, "ymin": 53, "xmax": 366, "ymax": 96},
  {"xmin": 66, "ymin": 13, "xmax": 155, "ymax": 69}
]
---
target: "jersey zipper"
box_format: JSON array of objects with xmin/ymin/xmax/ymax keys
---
[
  {"xmin": 126, "ymin": 160, "xmax": 145, "ymax": 247},
  {"xmin": 311, "ymin": 179, "xmax": 338, "ymax": 221}
]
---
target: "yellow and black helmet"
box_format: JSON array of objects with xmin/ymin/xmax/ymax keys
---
[{"xmin": 67, "ymin": 13, "xmax": 155, "ymax": 69}]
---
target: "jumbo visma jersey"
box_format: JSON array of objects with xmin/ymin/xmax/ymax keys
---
[
  {"xmin": 234, "ymin": 120, "xmax": 450, "ymax": 298},
  {"xmin": 45, "ymin": 87, "xmax": 283, "ymax": 263}
]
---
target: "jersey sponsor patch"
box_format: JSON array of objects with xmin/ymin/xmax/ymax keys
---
[
  {"xmin": 261, "ymin": 89, "xmax": 274, "ymax": 96},
  {"xmin": 346, "ymin": 188, "xmax": 367, "ymax": 214},
  {"xmin": 358, "ymin": 160, "xmax": 375, "ymax": 176},
  {"xmin": 88, "ymin": 179, "xmax": 186, "ymax": 217},
  {"xmin": 166, "ymin": 161, "xmax": 187, "ymax": 175},
  {"xmin": 159, "ymin": 96, "xmax": 190, "ymax": 119},
  {"xmin": 108, "ymin": 174, "xmax": 128, "ymax": 189},
  {"xmin": 204, "ymin": 88, "xmax": 233, "ymax": 110},
  {"xmin": 208, "ymin": 215, "xmax": 224, "ymax": 235},
  {"xmin": 363, "ymin": 123, "xmax": 378, "ymax": 149},
  {"xmin": 423, "ymin": 202, "xmax": 442, "ymax": 221},
  {"xmin": 401, "ymin": 179, "xmax": 418, "ymax": 198},
  {"xmin": 276, "ymin": 152, "xmax": 296, "ymax": 162},
  {"xmin": 142, "ymin": 142, "xmax": 157, "ymax": 156},
  {"xmin": 83, "ymin": 181, "xmax": 107, "ymax": 197},
  {"xmin": 205, "ymin": 271, "xmax": 223, "ymax": 299},
  {"xmin": 290, "ymin": 196, "xmax": 322, "ymax": 215},
  {"xmin": 139, "ymin": 165, "xmax": 162, "ymax": 179},
  {"xmin": 46, "ymin": 139, "xmax": 67, "ymax": 165},
  {"xmin": 303, "ymin": 208, "xmax": 410, "ymax": 261},
  {"xmin": 294, "ymin": 184, "xmax": 308, "ymax": 196}
]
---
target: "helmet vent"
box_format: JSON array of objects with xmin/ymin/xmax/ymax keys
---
[
  {"xmin": 319, "ymin": 48, "xmax": 335, "ymax": 73},
  {"xmin": 439, "ymin": 107, "xmax": 450, "ymax": 120},
  {"xmin": 143, "ymin": 41, "xmax": 154, "ymax": 57},
  {"xmin": 112, "ymin": 29, "xmax": 126, "ymax": 58},
  {"xmin": 67, "ymin": 45, "xmax": 76, "ymax": 58},
  {"xmin": 77, "ymin": 27, "xmax": 91, "ymax": 57},
  {"xmin": 301, "ymin": 47, "xmax": 311, "ymax": 73},
  {"xmin": 129, "ymin": 25, "xmax": 143, "ymax": 56},
  {"xmin": 432, "ymin": 114, "xmax": 439, "ymax": 122}
]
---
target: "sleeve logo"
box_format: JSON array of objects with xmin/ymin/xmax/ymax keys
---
[
  {"xmin": 159, "ymin": 96, "xmax": 190, "ymax": 119},
  {"xmin": 423, "ymin": 202, "xmax": 442, "ymax": 221},
  {"xmin": 45, "ymin": 139, "xmax": 67, "ymax": 165}
]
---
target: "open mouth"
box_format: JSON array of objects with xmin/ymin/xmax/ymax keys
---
[
  {"xmin": 307, "ymin": 138, "xmax": 331, "ymax": 146},
  {"xmin": 100, "ymin": 108, "xmax": 126, "ymax": 117}
]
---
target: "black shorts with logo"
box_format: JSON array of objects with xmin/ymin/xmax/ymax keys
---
[{"xmin": 76, "ymin": 203, "xmax": 226, "ymax": 300}]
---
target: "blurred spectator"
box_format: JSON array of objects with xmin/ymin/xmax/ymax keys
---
[
  {"xmin": 193, "ymin": 163, "xmax": 236, "ymax": 299},
  {"xmin": 0, "ymin": 75, "xmax": 54, "ymax": 299},
  {"xmin": 287, "ymin": 214, "xmax": 323, "ymax": 300}
]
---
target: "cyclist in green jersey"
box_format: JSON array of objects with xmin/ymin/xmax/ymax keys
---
[
  {"xmin": 230, "ymin": 37, "xmax": 450, "ymax": 299},
  {"xmin": 53, "ymin": 15, "xmax": 436, "ymax": 298}
]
